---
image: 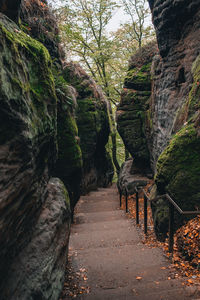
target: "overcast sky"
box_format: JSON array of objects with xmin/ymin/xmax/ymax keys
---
[
  {"xmin": 48, "ymin": 0, "xmax": 152, "ymax": 32},
  {"xmin": 106, "ymin": 6, "xmax": 128, "ymax": 31},
  {"xmin": 48, "ymin": 0, "xmax": 129, "ymax": 32}
]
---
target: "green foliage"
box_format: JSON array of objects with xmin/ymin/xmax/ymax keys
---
[
  {"xmin": 120, "ymin": 0, "xmax": 155, "ymax": 49},
  {"xmin": 56, "ymin": 0, "xmax": 154, "ymax": 106},
  {"xmin": 55, "ymin": 0, "xmax": 154, "ymax": 177},
  {"xmin": 57, "ymin": 0, "xmax": 119, "ymax": 102}
]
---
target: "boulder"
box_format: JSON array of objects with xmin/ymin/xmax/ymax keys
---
[
  {"xmin": 118, "ymin": 159, "xmax": 148, "ymax": 196},
  {"xmin": 1, "ymin": 178, "xmax": 71, "ymax": 300},
  {"xmin": 19, "ymin": 1, "xmax": 83, "ymax": 215},
  {"xmin": 153, "ymin": 122, "xmax": 200, "ymax": 240},
  {"xmin": 117, "ymin": 0, "xmax": 200, "ymax": 239}
]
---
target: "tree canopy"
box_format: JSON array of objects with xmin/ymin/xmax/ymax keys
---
[{"xmin": 56, "ymin": 0, "xmax": 154, "ymax": 105}]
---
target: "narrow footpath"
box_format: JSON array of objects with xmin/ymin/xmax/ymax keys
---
[{"xmin": 63, "ymin": 185, "xmax": 199, "ymax": 300}]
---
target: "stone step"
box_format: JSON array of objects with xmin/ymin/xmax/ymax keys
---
[
  {"xmin": 77, "ymin": 282, "xmax": 194, "ymax": 300},
  {"xmin": 63, "ymin": 185, "xmax": 199, "ymax": 300},
  {"xmin": 73, "ymin": 210, "xmax": 126, "ymax": 224},
  {"xmin": 71, "ymin": 218, "xmax": 133, "ymax": 233},
  {"xmin": 70, "ymin": 226, "xmax": 141, "ymax": 250}
]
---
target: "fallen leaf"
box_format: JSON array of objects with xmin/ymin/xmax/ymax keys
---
[
  {"xmin": 187, "ymin": 279, "xmax": 193, "ymax": 284},
  {"xmin": 136, "ymin": 276, "xmax": 142, "ymax": 280}
]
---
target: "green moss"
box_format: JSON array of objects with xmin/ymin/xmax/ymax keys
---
[
  {"xmin": 62, "ymin": 67, "xmax": 94, "ymax": 98},
  {"xmin": 59, "ymin": 180, "xmax": 71, "ymax": 208},
  {"xmin": 125, "ymin": 63, "xmax": 152, "ymax": 91},
  {"xmin": 57, "ymin": 108, "xmax": 82, "ymax": 170},
  {"xmin": 187, "ymin": 55, "xmax": 200, "ymax": 116},
  {"xmin": 0, "ymin": 16, "xmax": 57, "ymax": 142},
  {"xmin": 0, "ymin": 22, "xmax": 55, "ymax": 95},
  {"xmin": 140, "ymin": 62, "xmax": 152, "ymax": 72},
  {"xmin": 155, "ymin": 124, "xmax": 200, "ymax": 210}
]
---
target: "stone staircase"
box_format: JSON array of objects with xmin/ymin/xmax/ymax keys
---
[{"xmin": 63, "ymin": 185, "xmax": 199, "ymax": 300}]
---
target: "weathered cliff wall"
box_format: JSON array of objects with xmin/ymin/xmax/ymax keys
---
[
  {"xmin": 117, "ymin": 0, "xmax": 200, "ymax": 240},
  {"xmin": 20, "ymin": 0, "xmax": 63, "ymax": 63},
  {"xmin": 0, "ymin": 14, "xmax": 71, "ymax": 298},
  {"xmin": 0, "ymin": 1, "xmax": 113, "ymax": 296},
  {"xmin": 117, "ymin": 42, "xmax": 157, "ymax": 174},
  {"xmin": 54, "ymin": 77, "xmax": 83, "ymax": 216},
  {"xmin": 21, "ymin": 0, "xmax": 83, "ymax": 214},
  {"xmin": 63, "ymin": 62, "xmax": 114, "ymax": 194},
  {"xmin": 20, "ymin": 0, "xmax": 113, "ymax": 205},
  {"xmin": 148, "ymin": 0, "xmax": 200, "ymax": 239},
  {"xmin": 148, "ymin": 0, "xmax": 200, "ymax": 169}
]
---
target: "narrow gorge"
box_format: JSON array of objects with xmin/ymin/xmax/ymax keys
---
[
  {"xmin": 0, "ymin": 0, "xmax": 113, "ymax": 298},
  {"xmin": 0, "ymin": 0, "xmax": 200, "ymax": 299}
]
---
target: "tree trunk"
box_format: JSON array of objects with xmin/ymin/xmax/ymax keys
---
[
  {"xmin": 111, "ymin": 131, "xmax": 120, "ymax": 175},
  {"xmin": 107, "ymin": 102, "xmax": 120, "ymax": 176}
]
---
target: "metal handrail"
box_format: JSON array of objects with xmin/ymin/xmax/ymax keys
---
[{"xmin": 119, "ymin": 185, "xmax": 200, "ymax": 256}]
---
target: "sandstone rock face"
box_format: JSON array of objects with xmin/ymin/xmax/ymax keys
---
[
  {"xmin": 117, "ymin": 1, "xmax": 200, "ymax": 240},
  {"xmin": 0, "ymin": 14, "xmax": 70, "ymax": 297},
  {"xmin": 2, "ymin": 178, "xmax": 71, "ymax": 300},
  {"xmin": 54, "ymin": 82, "xmax": 83, "ymax": 216},
  {"xmin": 20, "ymin": 1, "xmax": 113, "ymax": 207},
  {"xmin": 147, "ymin": 0, "xmax": 200, "ymax": 239},
  {"xmin": 118, "ymin": 159, "xmax": 148, "ymax": 196},
  {"xmin": 20, "ymin": 0, "xmax": 62, "ymax": 63},
  {"xmin": 20, "ymin": 0, "xmax": 82, "ymax": 215},
  {"xmin": 20, "ymin": 0, "xmax": 83, "ymax": 215},
  {"xmin": 117, "ymin": 42, "xmax": 157, "ymax": 173},
  {"xmin": 148, "ymin": 0, "xmax": 200, "ymax": 169},
  {"xmin": 63, "ymin": 62, "xmax": 114, "ymax": 194}
]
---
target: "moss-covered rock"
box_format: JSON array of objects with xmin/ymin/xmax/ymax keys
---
[
  {"xmin": 188, "ymin": 55, "xmax": 200, "ymax": 117},
  {"xmin": 63, "ymin": 62, "xmax": 114, "ymax": 193},
  {"xmin": 153, "ymin": 124, "xmax": 200, "ymax": 240},
  {"xmin": 124, "ymin": 62, "xmax": 152, "ymax": 91},
  {"xmin": 152, "ymin": 51, "xmax": 200, "ymax": 240},
  {"xmin": 20, "ymin": 0, "xmax": 62, "ymax": 63},
  {"xmin": 0, "ymin": 13, "xmax": 72, "ymax": 297},
  {"xmin": 53, "ymin": 73, "xmax": 83, "ymax": 216},
  {"xmin": 117, "ymin": 42, "xmax": 157, "ymax": 173}
]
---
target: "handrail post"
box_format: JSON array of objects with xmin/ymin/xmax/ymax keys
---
[
  {"xmin": 136, "ymin": 190, "xmax": 139, "ymax": 225},
  {"xmin": 119, "ymin": 189, "xmax": 122, "ymax": 207},
  {"xmin": 144, "ymin": 193, "xmax": 147, "ymax": 235},
  {"xmin": 169, "ymin": 202, "xmax": 174, "ymax": 254},
  {"xmin": 125, "ymin": 188, "xmax": 128, "ymax": 213}
]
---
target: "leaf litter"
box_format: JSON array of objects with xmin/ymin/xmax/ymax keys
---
[
  {"xmin": 120, "ymin": 183, "xmax": 200, "ymax": 288},
  {"xmin": 60, "ymin": 251, "xmax": 90, "ymax": 299}
]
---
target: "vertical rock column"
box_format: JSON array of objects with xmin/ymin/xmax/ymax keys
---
[{"xmin": 0, "ymin": 14, "xmax": 71, "ymax": 299}]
